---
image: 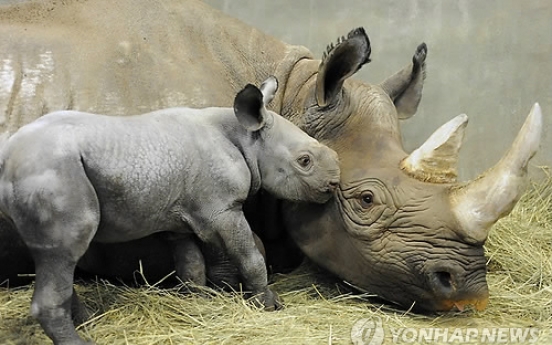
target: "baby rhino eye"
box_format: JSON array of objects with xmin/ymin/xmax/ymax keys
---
[{"xmin": 297, "ymin": 155, "xmax": 312, "ymax": 168}]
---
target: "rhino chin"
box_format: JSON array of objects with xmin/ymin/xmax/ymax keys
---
[
  {"xmin": 383, "ymin": 291, "xmax": 490, "ymax": 314},
  {"xmin": 365, "ymin": 280, "xmax": 490, "ymax": 314},
  {"xmin": 297, "ymin": 188, "xmax": 337, "ymax": 204}
]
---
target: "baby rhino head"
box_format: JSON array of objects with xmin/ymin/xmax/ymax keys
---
[{"xmin": 234, "ymin": 76, "xmax": 340, "ymax": 203}]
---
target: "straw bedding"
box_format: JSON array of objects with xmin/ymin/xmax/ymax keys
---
[{"xmin": 1, "ymin": 170, "xmax": 551, "ymax": 344}]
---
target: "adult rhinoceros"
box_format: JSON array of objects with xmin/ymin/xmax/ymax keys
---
[{"xmin": 0, "ymin": 0, "xmax": 542, "ymax": 313}]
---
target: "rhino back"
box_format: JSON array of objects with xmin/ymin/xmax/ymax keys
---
[
  {"xmin": 0, "ymin": 0, "xmax": 292, "ymax": 134},
  {"xmin": 2, "ymin": 109, "xmax": 252, "ymax": 242}
]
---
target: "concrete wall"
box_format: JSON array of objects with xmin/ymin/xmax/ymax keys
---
[{"xmin": 205, "ymin": 0, "xmax": 551, "ymax": 181}]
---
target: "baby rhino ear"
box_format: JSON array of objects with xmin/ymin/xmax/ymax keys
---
[
  {"xmin": 234, "ymin": 76, "xmax": 279, "ymax": 132},
  {"xmin": 234, "ymin": 84, "xmax": 267, "ymax": 132}
]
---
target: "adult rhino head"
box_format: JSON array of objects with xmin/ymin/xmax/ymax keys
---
[{"xmin": 280, "ymin": 29, "xmax": 542, "ymax": 312}]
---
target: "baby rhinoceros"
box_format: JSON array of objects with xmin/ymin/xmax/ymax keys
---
[{"xmin": 0, "ymin": 76, "xmax": 340, "ymax": 345}]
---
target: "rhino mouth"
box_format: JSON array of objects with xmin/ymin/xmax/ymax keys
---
[
  {"xmin": 304, "ymin": 182, "xmax": 339, "ymax": 203},
  {"xmin": 313, "ymin": 189, "xmax": 336, "ymax": 203},
  {"xmin": 437, "ymin": 295, "xmax": 489, "ymax": 312}
]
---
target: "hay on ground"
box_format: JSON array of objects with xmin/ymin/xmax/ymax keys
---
[{"xmin": 1, "ymin": 169, "xmax": 551, "ymax": 345}]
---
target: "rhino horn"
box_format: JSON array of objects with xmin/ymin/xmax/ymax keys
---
[
  {"xmin": 451, "ymin": 103, "xmax": 542, "ymax": 244},
  {"xmin": 401, "ymin": 113, "xmax": 468, "ymax": 183}
]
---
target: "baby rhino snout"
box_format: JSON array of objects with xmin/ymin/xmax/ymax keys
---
[
  {"xmin": 319, "ymin": 146, "xmax": 340, "ymax": 193},
  {"xmin": 327, "ymin": 179, "xmax": 339, "ymax": 192},
  {"xmin": 296, "ymin": 142, "xmax": 340, "ymax": 204}
]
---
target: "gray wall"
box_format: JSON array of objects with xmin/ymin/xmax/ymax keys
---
[{"xmin": 205, "ymin": 0, "xmax": 552, "ymax": 181}]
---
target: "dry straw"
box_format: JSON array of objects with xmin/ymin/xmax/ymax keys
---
[{"xmin": 1, "ymin": 169, "xmax": 551, "ymax": 344}]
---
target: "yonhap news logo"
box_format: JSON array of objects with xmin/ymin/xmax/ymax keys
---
[
  {"xmin": 351, "ymin": 317, "xmax": 385, "ymax": 345},
  {"xmin": 351, "ymin": 317, "xmax": 547, "ymax": 344}
]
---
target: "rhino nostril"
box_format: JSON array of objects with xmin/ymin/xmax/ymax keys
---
[
  {"xmin": 429, "ymin": 270, "xmax": 457, "ymax": 296},
  {"xmin": 435, "ymin": 271, "xmax": 453, "ymax": 289}
]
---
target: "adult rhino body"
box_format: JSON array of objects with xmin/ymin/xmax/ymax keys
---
[{"xmin": 0, "ymin": 0, "xmax": 543, "ymax": 312}]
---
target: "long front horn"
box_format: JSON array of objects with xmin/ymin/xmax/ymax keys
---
[
  {"xmin": 451, "ymin": 103, "xmax": 542, "ymax": 244},
  {"xmin": 401, "ymin": 113, "xmax": 468, "ymax": 183}
]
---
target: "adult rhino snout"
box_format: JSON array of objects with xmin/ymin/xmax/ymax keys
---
[{"xmin": 425, "ymin": 261, "xmax": 489, "ymax": 312}]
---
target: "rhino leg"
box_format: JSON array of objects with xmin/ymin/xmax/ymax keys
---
[
  {"xmin": 200, "ymin": 231, "xmax": 267, "ymax": 291},
  {"xmin": 170, "ymin": 235, "xmax": 207, "ymax": 286},
  {"xmin": 201, "ymin": 210, "xmax": 280, "ymax": 310},
  {"xmin": 31, "ymin": 249, "xmax": 95, "ymax": 345},
  {"xmin": 14, "ymin": 167, "xmax": 100, "ymax": 345}
]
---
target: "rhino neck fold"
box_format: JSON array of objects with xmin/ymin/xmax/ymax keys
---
[
  {"xmin": 242, "ymin": 147, "xmax": 262, "ymax": 197},
  {"xmin": 214, "ymin": 113, "xmax": 263, "ymax": 197},
  {"xmin": 236, "ymin": 140, "xmax": 263, "ymax": 198},
  {"xmin": 271, "ymin": 47, "xmax": 316, "ymax": 118}
]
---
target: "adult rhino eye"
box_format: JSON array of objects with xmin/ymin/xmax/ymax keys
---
[
  {"xmin": 297, "ymin": 155, "xmax": 312, "ymax": 168},
  {"xmin": 360, "ymin": 191, "xmax": 374, "ymax": 209}
]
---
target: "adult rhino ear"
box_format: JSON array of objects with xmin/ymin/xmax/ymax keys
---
[
  {"xmin": 380, "ymin": 42, "xmax": 427, "ymax": 119},
  {"xmin": 259, "ymin": 76, "xmax": 279, "ymax": 106},
  {"xmin": 234, "ymin": 84, "xmax": 268, "ymax": 131},
  {"xmin": 316, "ymin": 27, "xmax": 371, "ymax": 107}
]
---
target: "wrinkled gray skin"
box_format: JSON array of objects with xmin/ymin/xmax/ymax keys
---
[
  {"xmin": 0, "ymin": 78, "xmax": 340, "ymax": 345},
  {"xmin": 0, "ymin": 0, "xmax": 541, "ymax": 317}
]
